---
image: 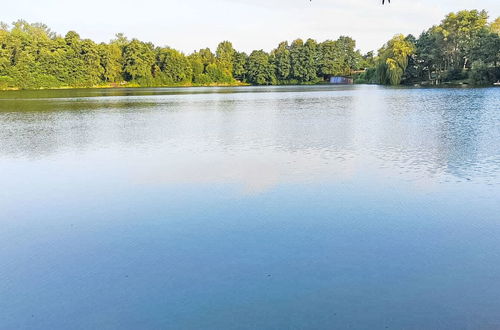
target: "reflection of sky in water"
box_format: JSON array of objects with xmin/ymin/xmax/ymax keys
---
[{"xmin": 0, "ymin": 85, "xmax": 499, "ymax": 329}]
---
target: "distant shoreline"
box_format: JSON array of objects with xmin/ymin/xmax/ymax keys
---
[
  {"xmin": 2, "ymin": 10, "xmax": 498, "ymax": 91},
  {"xmin": 1, "ymin": 82, "xmax": 499, "ymax": 93},
  {"xmin": 0, "ymin": 81, "xmax": 252, "ymax": 91}
]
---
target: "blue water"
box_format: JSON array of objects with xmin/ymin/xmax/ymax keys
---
[{"xmin": 0, "ymin": 85, "xmax": 499, "ymax": 329}]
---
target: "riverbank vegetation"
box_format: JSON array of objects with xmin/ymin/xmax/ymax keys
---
[
  {"xmin": 0, "ymin": 9, "xmax": 498, "ymax": 90},
  {"xmin": 359, "ymin": 10, "xmax": 500, "ymax": 86}
]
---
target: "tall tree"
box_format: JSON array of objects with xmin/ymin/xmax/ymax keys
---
[
  {"xmin": 122, "ymin": 39, "xmax": 155, "ymax": 82},
  {"xmin": 491, "ymin": 17, "xmax": 500, "ymax": 35},
  {"xmin": 376, "ymin": 34, "xmax": 415, "ymax": 85},
  {"xmin": 216, "ymin": 41, "xmax": 235, "ymax": 76},
  {"xmin": 271, "ymin": 41, "xmax": 291, "ymax": 81},
  {"xmin": 290, "ymin": 38, "xmax": 318, "ymax": 82},
  {"xmin": 0, "ymin": 13, "xmax": 498, "ymax": 89},
  {"xmin": 438, "ymin": 10, "xmax": 489, "ymax": 70},
  {"xmin": 232, "ymin": 51, "xmax": 248, "ymax": 82},
  {"xmin": 98, "ymin": 43, "xmax": 123, "ymax": 83},
  {"xmin": 157, "ymin": 48, "xmax": 192, "ymax": 84},
  {"xmin": 246, "ymin": 50, "xmax": 276, "ymax": 85}
]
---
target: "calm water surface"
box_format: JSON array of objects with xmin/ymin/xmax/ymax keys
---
[{"xmin": 0, "ymin": 85, "xmax": 499, "ymax": 329}]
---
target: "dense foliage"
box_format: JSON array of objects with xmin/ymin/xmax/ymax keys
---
[
  {"xmin": 0, "ymin": 10, "xmax": 499, "ymax": 89},
  {"xmin": 358, "ymin": 10, "xmax": 500, "ymax": 86},
  {"xmin": 0, "ymin": 20, "xmax": 361, "ymax": 89}
]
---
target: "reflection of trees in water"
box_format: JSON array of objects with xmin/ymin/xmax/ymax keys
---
[
  {"xmin": 371, "ymin": 88, "xmax": 499, "ymax": 181},
  {"xmin": 0, "ymin": 87, "xmax": 498, "ymax": 183},
  {"xmin": 0, "ymin": 86, "xmax": 357, "ymax": 158},
  {"xmin": 0, "ymin": 98, "xmax": 162, "ymax": 113},
  {"xmin": 0, "ymin": 111, "xmax": 60, "ymax": 159},
  {"xmin": 443, "ymin": 90, "xmax": 499, "ymax": 180},
  {"xmin": 0, "ymin": 86, "xmax": 351, "ymax": 102},
  {"xmin": 272, "ymin": 95, "xmax": 355, "ymax": 154},
  {"xmin": 436, "ymin": 92, "xmax": 482, "ymax": 179},
  {"xmin": 206, "ymin": 94, "xmax": 357, "ymax": 156},
  {"xmin": 0, "ymin": 99, "xmax": 161, "ymax": 158}
]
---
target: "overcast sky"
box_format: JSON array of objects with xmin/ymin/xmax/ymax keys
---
[{"xmin": 2, "ymin": 0, "xmax": 499, "ymax": 54}]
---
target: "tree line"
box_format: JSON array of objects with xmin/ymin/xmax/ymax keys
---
[
  {"xmin": 0, "ymin": 21, "xmax": 361, "ymax": 89},
  {"xmin": 0, "ymin": 9, "xmax": 499, "ymax": 90},
  {"xmin": 359, "ymin": 10, "xmax": 500, "ymax": 85}
]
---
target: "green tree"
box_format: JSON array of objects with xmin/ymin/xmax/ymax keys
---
[
  {"xmin": 0, "ymin": 14, "xmax": 498, "ymax": 90},
  {"xmin": 271, "ymin": 41, "xmax": 291, "ymax": 81},
  {"xmin": 439, "ymin": 10, "xmax": 489, "ymax": 70},
  {"xmin": 376, "ymin": 34, "xmax": 415, "ymax": 85},
  {"xmin": 359, "ymin": 51, "xmax": 376, "ymax": 69},
  {"xmin": 232, "ymin": 51, "xmax": 248, "ymax": 82},
  {"xmin": 199, "ymin": 48, "xmax": 215, "ymax": 70},
  {"xmin": 205, "ymin": 63, "xmax": 226, "ymax": 82},
  {"xmin": 187, "ymin": 52, "xmax": 207, "ymax": 83},
  {"xmin": 80, "ymin": 39, "xmax": 102, "ymax": 86},
  {"xmin": 122, "ymin": 39, "xmax": 155, "ymax": 82},
  {"xmin": 157, "ymin": 48, "xmax": 192, "ymax": 85},
  {"xmin": 470, "ymin": 30, "xmax": 500, "ymax": 66},
  {"xmin": 99, "ymin": 43, "xmax": 123, "ymax": 82},
  {"xmin": 111, "ymin": 33, "xmax": 129, "ymax": 49},
  {"xmin": 490, "ymin": 17, "xmax": 500, "ymax": 35},
  {"xmin": 290, "ymin": 39, "xmax": 318, "ymax": 83},
  {"xmin": 318, "ymin": 40, "xmax": 338, "ymax": 77},
  {"xmin": 318, "ymin": 37, "xmax": 359, "ymax": 79},
  {"xmin": 335, "ymin": 36, "xmax": 358, "ymax": 76},
  {"xmin": 246, "ymin": 50, "xmax": 276, "ymax": 85},
  {"xmin": 216, "ymin": 41, "xmax": 235, "ymax": 77}
]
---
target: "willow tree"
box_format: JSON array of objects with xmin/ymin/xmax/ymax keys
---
[{"xmin": 376, "ymin": 34, "xmax": 415, "ymax": 85}]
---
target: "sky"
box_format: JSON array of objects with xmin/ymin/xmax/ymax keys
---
[{"xmin": 2, "ymin": 0, "xmax": 499, "ymax": 54}]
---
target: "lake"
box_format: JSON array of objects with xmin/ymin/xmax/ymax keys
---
[{"xmin": 0, "ymin": 85, "xmax": 499, "ymax": 329}]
